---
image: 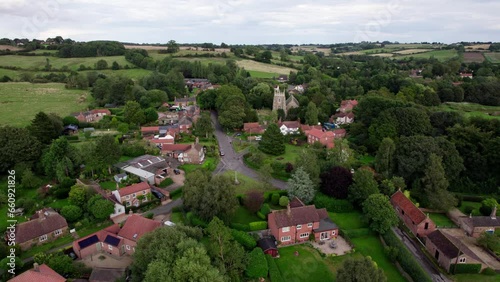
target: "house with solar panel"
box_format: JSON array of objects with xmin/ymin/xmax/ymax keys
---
[{"xmin": 72, "ymin": 214, "xmax": 161, "ymax": 259}]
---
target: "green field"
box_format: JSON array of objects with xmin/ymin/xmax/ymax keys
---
[
  {"xmin": 222, "ymin": 170, "xmax": 266, "ymax": 194},
  {"xmin": 435, "ymin": 102, "xmax": 500, "ymax": 120},
  {"xmin": 0, "ymin": 55, "xmax": 133, "ymax": 71},
  {"xmin": 484, "ymin": 52, "xmax": 500, "ymax": 64},
  {"xmin": 230, "ymin": 206, "xmax": 261, "ymax": 225},
  {"xmin": 247, "ymin": 70, "xmax": 280, "ymax": 78},
  {"xmin": 398, "ymin": 49, "xmax": 458, "ymax": 61},
  {"xmin": 276, "ymin": 245, "xmax": 335, "ymax": 282},
  {"xmin": 459, "ymin": 201, "xmax": 482, "ymax": 216},
  {"xmin": 428, "ymin": 213, "xmax": 457, "ymax": 228},
  {"xmin": 0, "ymin": 82, "xmax": 89, "ymax": 127}
]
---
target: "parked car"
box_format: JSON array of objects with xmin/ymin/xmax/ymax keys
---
[
  {"xmin": 173, "ymin": 169, "xmax": 181, "ymax": 175},
  {"xmin": 220, "ymin": 151, "xmax": 225, "ymax": 156},
  {"xmin": 255, "ymin": 136, "xmax": 262, "ymax": 141}
]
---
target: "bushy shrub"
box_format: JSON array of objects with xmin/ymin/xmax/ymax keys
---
[
  {"xmin": 236, "ymin": 194, "xmax": 244, "ymax": 205},
  {"xmin": 271, "ymin": 193, "xmax": 280, "ymax": 205},
  {"xmin": 463, "ymin": 206, "xmax": 475, "ymax": 215},
  {"xmin": 245, "ymin": 248, "xmax": 268, "ymax": 278},
  {"xmin": 244, "ymin": 191, "xmax": 265, "ymax": 213},
  {"xmin": 260, "ymin": 203, "xmax": 271, "ymax": 215},
  {"xmin": 230, "ymin": 229, "xmax": 257, "ymax": 250},
  {"xmin": 186, "ymin": 212, "xmax": 207, "ymax": 227},
  {"xmin": 249, "ymin": 221, "xmax": 268, "ymax": 231},
  {"xmin": 285, "ymin": 162, "xmax": 294, "ymax": 173},
  {"xmin": 266, "ymin": 254, "xmax": 284, "ymax": 282},
  {"xmin": 230, "ymin": 223, "xmax": 250, "ymax": 231},
  {"xmin": 450, "ymin": 264, "xmax": 481, "ymax": 274},
  {"xmin": 169, "ymin": 188, "xmax": 183, "ymax": 199},
  {"xmin": 313, "ymin": 192, "xmax": 354, "ymax": 213},
  {"xmin": 384, "ymin": 246, "xmax": 399, "ymax": 262},
  {"xmin": 145, "ymin": 212, "xmax": 154, "ymax": 219},
  {"xmin": 158, "ymin": 178, "xmax": 174, "ymax": 188},
  {"xmin": 279, "ymin": 196, "xmax": 289, "ymax": 207},
  {"xmin": 60, "ymin": 205, "xmax": 83, "ymax": 222},
  {"xmin": 264, "ymin": 190, "xmax": 287, "ymax": 202},
  {"xmin": 257, "ymin": 211, "xmax": 266, "ymax": 220},
  {"xmin": 482, "ymin": 267, "xmax": 496, "ymax": 276},
  {"xmin": 382, "ymin": 230, "xmax": 432, "ymax": 282}
]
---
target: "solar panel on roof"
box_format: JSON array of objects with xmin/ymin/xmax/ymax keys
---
[
  {"xmin": 104, "ymin": 235, "xmax": 121, "ymax": 247},
  {"xmin": 78, "ymin": 235, "xmax": 99, "ymax": 249}
]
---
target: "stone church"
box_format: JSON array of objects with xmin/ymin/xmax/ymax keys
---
[{"xmin": 272, "ymin": 85, "xmax": 299, "ymax": 115}]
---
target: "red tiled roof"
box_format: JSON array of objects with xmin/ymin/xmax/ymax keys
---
[
  {"xmin": 289, "ymin": 197, "xmax": 305, "ymax": 208},
  {"xmin": 91, "ymin": 109, "xmax": 111, "ymax": 115},
  {"xmin": 333, "ymin": 129, "xmax": 347, "ymax": 138},
  {"xmin": 118, "ymin": 182, "xmax": 150, "ymax": 197},
  {"xmin": 141, "ymin": 126, "xmax": 160, "ymax": 133},
  {"xmin": 316, "ymin": 208, "xmax": 329, "ymax": 219},
  {"xmin": 271, "ymin": 205, "xmax": 321, "ymax": 228},
  {"xmin": 15, "ymin": 211, "xmax": 68, "ymax": 244},
  {"xmin": 161, "ymin": 144, "xmax": 191, "ymax": 152},
  {"xmin": 390, "ymin": 190, "xmax": 426, "ymax": 224},
  {"xmin": 117, "ymin": 214, "xmax": 161, "ymax": 242},
  {"xmin": 300, "ymin": 124, "xmax": 322, "ymax": 132},
  {"xmin": 307, "ymin": 128, "xmax": 334, "ymax": 139},
  {"xmin": 8, "ymin": 264, "xmax": 66, "ymax": 282},
  {"xmin": 244, "ymin": 122, "xmax": 261, "ymax": 130},
  {"xmin": 279, "ymin": 121, "xmax": 300, "ymax": 129}
]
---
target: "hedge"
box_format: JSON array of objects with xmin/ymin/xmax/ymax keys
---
[
  {"xmin": 382, "ymin": 229, "xmax": 432, "ymax": 282},
  {"xmin": 257, "ymin": 211, "xmax": 266, "ymax": 220},
  {"xmin": 230, "ymin": 223, "xmax": 250, "ymax": 231},
  {"xmin": 158, "ymin": 178, "xmax": 174, "ymax": 187},
  {"xmin": 313, "ymin": 192, "xmax": 354, "ymax": 213},
  {"xmin": 271, "ymin": 193, "xmax": 280, "ymax": 205},
  {"xmin": 249, "ymin": 221, "xmax": 268, "ymax": 231},
  {"xmin": 266, "ymin": 254, "xmax": 284, "ymax": 282},
  {"xmin": 264, "ymin": 190, "xmax": 288, "ymax": 202},
  {"xmin": 186, "ymin": 212, "xmax": 208, "ymax": 228},
  {"xmin": 230, "ymin": 229, "xmax": 257, "ymax": 250},
  {"xmin": 450, "ymin": 264, "xmax": 481, "ymax": 274},
  {"xmin": 169, "ymin": 188, "xmax": 182, "ymax": 199},
  {"xmin": 260, "ymin": 203, "xmax": 271, "ymax": 215},
  {"xmin": 245, "ymin": 248, "xmax": 268, "ymax": 278}
]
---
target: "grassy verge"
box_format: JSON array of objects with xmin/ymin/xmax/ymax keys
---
[{"xmin": 223, "ymin": 170, "xmax": 266, "ymax": 194}]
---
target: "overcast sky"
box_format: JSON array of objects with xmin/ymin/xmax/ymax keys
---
[{"xmin": 1, "ymin": 0, "xmax": 499, "ymax": 44}]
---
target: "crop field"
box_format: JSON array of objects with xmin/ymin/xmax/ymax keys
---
[
  {"xmin": 398, "ymin": 49, "xmax": 458, "ymax": 61},
  {"xmin": 0, "ymin": 55, "xmax": 133, "ymax": 71},
  {"xmin": 0, "ymin": 45, "xmax": 22, "ymax": 51},
  {"xmin": 290, "ymin": 46, "xmax": 332, "ymax": 55},
  {"xmin": 236, "ymin": 59, "xmax": 296, "ymax": 75},
  {"xmin": 0, "ymin": 82, "xmax": 89, "ymax": 127},
  {"xmin": 370, "ymin": 53, "xmax": 394, "ymax": 57},
  {"xmin": 484, "ymin": 52, "xmax": 500, "ymax": 63},
  {"xmin": 436, "ymin": 102, "xmax": 500, "ymax": 120},
  {"xmin": 463, "ymin": 52, "xmax": 485, "ymax": 63},
  {"xmin": 465, "ymin": 44, "xmax": 491, "ymax": 51},
  {"xmin": 393, "ymin": 48, "xmax": 433, "ymax": 55},
  {"xmin": 247, "ymin": 70, "xmax": 280, "ymax": 78}
]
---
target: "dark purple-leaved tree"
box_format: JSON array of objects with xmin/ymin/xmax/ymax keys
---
[{"xmin": 320, "ymin": 166, "xmax": 353, "ymax": 199}]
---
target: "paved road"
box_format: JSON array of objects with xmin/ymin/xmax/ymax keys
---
[
  {"xmin": 147, "ymin": 198, "xmax": 183, "ymax": 216},
  {"xmin": 210, "ymin": 111, "xmax": 287, "ymax": 190},
  {"xmin": 392, "ymin": 227, "xmax": 451, "ymax": 282}
]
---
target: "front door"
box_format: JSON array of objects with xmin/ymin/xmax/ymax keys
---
[{"xmin": 320, "ymin": 232, "xmax": 328, "ymax": 240}]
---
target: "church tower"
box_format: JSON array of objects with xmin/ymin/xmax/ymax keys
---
[{"xmin": 272, "ymin": 85, "xmax": 286, "ymax": 114}]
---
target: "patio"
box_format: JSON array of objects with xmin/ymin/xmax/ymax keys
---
[
  {"xmin": 80, "ymin": 252, "xmax": 133, "ymax": 269},
  {"xmin": 311, "ymin": 236, "xmax": 352, "ymax": 255}
]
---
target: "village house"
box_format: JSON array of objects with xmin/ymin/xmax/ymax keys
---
[
  {"xmin": 8, "ymin": 263, "xmax": 65, "ymax": 282},
  {"xmin": 459, "ymin": 206, "xmax": 500, "ymax": 238},
  {"xmin": 287, "ymin": 84, "xmax": 306, "ymax": 95},
  {"xmin": 338, "ymin": 100, "xmax": 358, "ymax": 113},
  {"xmin": 161, "ymin": 144, "xmax": 192, "ymax": 158},
  {"xmin": 460, "ymin": 72, "xmax": 473, "ymax": 79},
  {"xmin": 268, "ymin": 198, "xmax": 338, "ymax": 245},
  {"xmin": 276, "ymin": 75, "xmax": 288, "ymax": 82},
  {"xmin": 112, "ymin": 182, "xmax": 151, "ymax": 208},
  {"xmin": 173, "ymin": 96, "xmax": 197, "ymax": 107},
  {"xmin": 425, "ymin": 230, "xmax": 485, "ymax": 273},
  {"xmin": 243, "ymin": 122, "xmax": 266, "ymax": 135},
  {"xmin": 72, "ymin": 214, "xmax": 161, "ymax": 259},
  {"xmin": 390, "ymin": 190, "xmax": 436, "ymax": 238},
  {"xmin": 300, "ymin": 124, "xmax": 322, "ymax": 133},
  {"xmin": 114, "ymin": 155, "xmax": 169, "ymax": 185},
  {"xmin": 331, "ymin": 112, "xmax": 355, "ymax": 125},
  {"xmin": 71, "ymin": 109, "xmax": 111, "ymax": 123},
  {"xmin": 178, "ymin": 116, "xmax": 193, "ymax": 133},
  {"xmin": 305, "ymin": 128, "xmax": 336, "ymax": 149},
  {"xmin": 278, "ymin": 121, "xmax": 300, "ymax": 135},
  {"xmin": 13, "ymin": 208, "xmax": 68, "ymax": 250},
  {"xmin": 158, "ymin": 111, "xmax": 180, "ymax": 125},
  {"xmin": 178, "ymin": 138, "xmax": 205, "ymax": 164}
]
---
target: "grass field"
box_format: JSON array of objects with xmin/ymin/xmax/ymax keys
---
[
  {"xmin": 459, "ymin": 201, "xmax": 482, "ymax": 216},
  {"xmin": 428, "ymin": 213, "xmax": 457, "ymax": 228},
  {"xmin": 0, "ymin": 82, "xmax": 89, "ymax": 127},
  {"xmin": 0, "ymin": 55, "xmax": 133, "ymax": 71},
  {"xmin": 222, "ymin": 170, "xmax": 266, "ymax": 194},
  {"xmin": 436, "ymin": 102, "xmax": 500, "ymax": 120},
  {"xmin": 236, "ymin": 59, "xmax": 296, "ymax": 75},
  {"xmin": 230, "ymin": 206, "xmax": 261, "ymax": 225},
  {"xmin": 247, "ymin": 70, "xmax": 280, "ymax": 78},
  {"xmin": 397, "ymin": 49, "xmax": 458, "ymax": 61},
  {"xmin": 463, "ymin": 52, "xmax": 485, "ymax": 63},
  {"xmin": 484, "ymin": 52, "xmax": 500, "ymax": 64},
  {"xmin": 454, "ymin": 273, "xmax": 500, "ymax": 282},
  {"xmin": 276, "ymin": 245, "xmax": 335, "ymax": 282}
]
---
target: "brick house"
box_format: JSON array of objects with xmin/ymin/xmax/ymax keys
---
[
  {"xmin": 243, "ymin": 122, "xmax": 266, "ymax": 135},
  {"xmin": 268, "ymin": 198, "xmax": 338, "ymax": 245},
  {"xmin": 8, "ymin": 263, "xmax": 65, "ymax": 282},
  {"xmin": 390, "ymin": 190, "xmax": 436, "ymax": 237},
  {"xmin": 73, "ymin": 214, "xmax": 161, "ymax": 259},
  {"xmin": 179, "ymin": 140, "xmax": 205, "ymax": 164},
  {"xmin": 331, "ymin": 112, "xmax": 355, "ymax": 125},
  {"xmin": 72, "ymin": 109, "xmax": 111, "ymax": 123},
  {"xmin": 14, "ymin": 208, "xmax": 68, "ymax": 250},
  {"xmin": 425, "ymin": 230, "xmax": 485, "ymax": 273},
  {"xmin": 339, "ymin": 100, "xmax": 358, "ymax": 113},
  {"xmin": 178, "ymin": 116, "xmax": 193, "ymax": 133},
  {"xmin": 459, "ymin": 206, "xmax": 500, "ymax": 238},
  {"xmin": 174, "ymin": 96, "xmax": 197, "ymax": 107},
  {"xmin": 112, "ymin": 182, "xmax": 151, "ymax": 208},
  {"xmin": 305, "ymin": 128, "xmax": 336, "ymax": 149},
  {"xmin": 140, "ymin": 126, "xmax": 160, "ymax": 137},
  {"xmin": 161, "ymin": 144, "xmax": 192, "ymax": 158}
]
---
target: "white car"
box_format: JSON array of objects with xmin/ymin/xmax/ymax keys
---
[
  {"xmin": 255, "ymin": 136, "xmax": 262, "ymax": 141},
  {"xmin": 164, "ymin": 220, "xmax": 176, "ymax": 227}
]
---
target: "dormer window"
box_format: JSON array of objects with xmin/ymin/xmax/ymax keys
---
[{"xmin": 297, "ymin": 225, "xmax": 302, "ymax": 229}]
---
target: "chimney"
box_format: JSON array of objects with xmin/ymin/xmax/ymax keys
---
[
  {"xmin": 491, "ymin": 205, "xmax": 497, "ymax": 220},
  {"xmin": 33, "ymin": 263, "xmax": 39, "ymax": 272},
  {"xmin": 195, "ymin": 137, "xmax": 199, "ymax": 145},
  {"xmin": 287, "ymin": 203, "xmax": 291, "ymax": 216}
]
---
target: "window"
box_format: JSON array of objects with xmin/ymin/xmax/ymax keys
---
[
  {"xmin": 126, "ymin": 201, "xmax": 131, "ymax": 207},
  {"xmin": 401, "ymin": 210, "xmax": 405, "ymax": 215},
  {"xmin": 424, "ymin": 222, "xmax": 429, "ymax": 230},
  {"xmin": 39, "ymin": 234, "xmax": 48, "ymax": 242},
  {"xmin": 108, "ymin": 245, "xmax": 113, "ymax": 250},
  {"xmin": 459, "ymin": 257, "xmax": 466, "ymax": 263},
  {"xmin": 125, "ymin": 195, "xmax": 130, "ymax": 200},
  {"xmin": 307, "ymin": 223, "xmax": 313, "ymax": 228},
  {"xmin": 54, "ymin": 229, "xmax": 62, "ymax": 236},
  {"xmin": 300, "ymin": 233, "xmax": 309, "ymax": 238},
  {"xmin": 133, "ymin": 193, "xmax": 136, "ymax": 198},
  {"xmin": 281, "ymin": 236, "xmax": 291, "ymax": 242},
  {"xmin": 332, "ymin": 230, "xmax": 336, "ymax": 236},
  {"xmin": 282, "ymin": 227, "xmax": 290, "ymax": 232},
  {"xmin": 296, "ymin": 225, "xmax": 302, "ymax": 229},
  {"xmin": 143, "ymin": 191, "xmax": 147, "ymax": 195},
  {"xmin": 126, "ymin": 245, "xmax": 131, "ymax": 250}
]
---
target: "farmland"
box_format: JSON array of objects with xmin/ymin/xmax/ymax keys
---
[
  {"xmin": 397, "ymin": 49, "xmax": 459, "ymax": 61},
  {"xmin": 463, "ymin": 52, "xmax": 485, "ymax": 63},
  {"xmin": 0, "ymin": 55, "xmax": 133, "ymax": 71},
  {"xmin": 236, "ymin": 59, "xmax": 296, "ymax": 76},
  {"xmin": 484, "ymin": 52, "xmax": 500, "ymax": 64},
  {"xmin": 0, "ymin": 82, "xmax": 89, "ymax": 126},
  {"xmin": 435, "ymin": 102, "xmax": 500, "ymax": 120}
]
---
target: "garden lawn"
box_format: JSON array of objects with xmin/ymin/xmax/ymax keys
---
[
  {"xmin": 459, "ymin": 201, "xmax": 482, "ymax": 216},
  {"xmin": 275, "ymin": 245, "xmax": 335, "ymax": 282},
  {"xmin": 47, "ymin": 198, "xmax": 71, "ymax": 210},
  {"xmin": 170, "ymin": 212, "xmax": 184, "ymax": 224},
  {"xmin": 230, "ymin": 206, "xmax": 261, "ymax": 225},
  {"xmin": 99, "ymin": 181, "xmax": 126, "ymax": 190},
  {"xmin": 223, "ymin": 170, "xmax": 266, "ymax": 194},
  {"xmin": 428, "ymin": 213, "xmax": 457, "ymax": 228},
  {"xmin": 435, "ymin": 102, "xmax": 500, "ymax": 121},
  {"xmin": 328, "ymin": 212, "xmax": 367, "ymax": 230},
  {"xmin": 453, "ymin": 273, "xmax": 500, "ymax": 282},
  {"xmin": 179, "ymin": 157, "xmax": 218, "ymax": 174},
  {"xmin": 20, "ymin": 235, "xmax": 74, "ymax": 259},
  {"xmin": 0, "ymin": 82, "xmax": 89, "ymax": 127},
  {"xmin": 358, "ymin": 155, "xmax": 375, "ymax": 165},
  {"xmin": 247, "ymin": 70, "xmax": 279, "ymax": 78}
]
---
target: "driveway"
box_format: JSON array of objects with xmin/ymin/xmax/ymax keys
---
[
  {"xmin": 210, "ymin": 111, "xmax": 287, "ymax": 190},
  {"xmin": 147, "ymin": 198, "xmax": 183, "ymax": 216}
]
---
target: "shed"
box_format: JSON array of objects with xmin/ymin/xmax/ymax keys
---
[{"xmin": 258, "ymin": 236, "xmax": 279, "ymax": 258}]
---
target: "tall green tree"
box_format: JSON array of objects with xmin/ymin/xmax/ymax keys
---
[
  {"xmin": 348, "ymin": 169, "xmax": 379, "ymax": 206},
  {"xmin": 374, "ymin": 137, "xmax": 396, "ymax": 179},
  {"xmin": 419, "ymin": 154, "xmax": 457, "ymax": 210},
  {"xmin": 258, "ymin": 123, "xmax": 285, "ymax": 155},
  {"xmin": 245, "ymin": 248, "xmax": 268, "ymax": 278},
  {"xmin": 305, "ymin": 101, "xmax": 319, "ymax": 125},
  {"xmin": 166, "ymin": 40, "xmax": 180, "ymax": 53},
  {"xmin": 193, "ymin": 112, "xmax": 214, "ymax": 138},
  {"xmin": 206, "ymin": 217, "xmax": 247, "ymax": 279},
  {"xmin": 28, "ymin": 112, "xmax": 63, "ymax": 145},
  {"xmin": 296, "ymin": 148, "xmax": 321, "ymax": 186},
  {"xmin": 0, "ymin": 126, "xmax": 42, "ymax": 172},
  {"xmin": 337, "ymin": 257, "xmax": 387, "ymax": 282},
  {"xmin": 41, "ymin": 137, "xmax": 79, "ymax": 180},
  {"xmin": 93, "ymin": 135, "xmax": 121, "ymax": 174},
  {"xmin": 287, "ymin": 167, "xmax": 316, "ymax": 204},
  {"xmin": 320, "ymin": 166, "xmax": 353, "ymax": 199},
  {"xmin": 362, "ymin": 194, "xmax": 398, "ymax": 234},
  {"xmin": 124, "ymin": 101, "xmax": 146, "ymax": 125},
  {"xmin": 218, "ymin": 93, "xmax": 247, "ymax": 130}
]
